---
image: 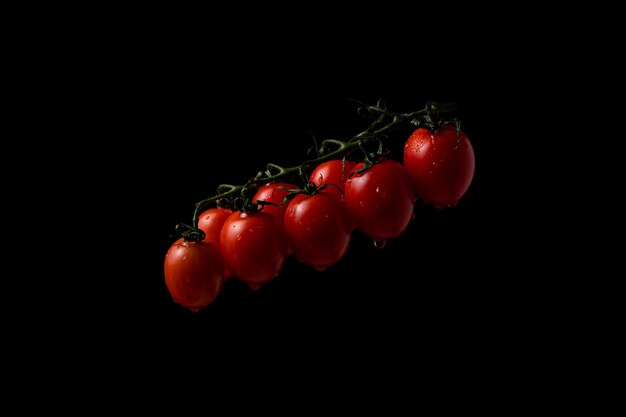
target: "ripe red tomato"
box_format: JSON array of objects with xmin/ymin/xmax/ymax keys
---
[
  {"xmin": 311, "ymin": 159, "xmax": 358, "ymax": 231},
  {"xmin": 252, "ymin": 182, "xmax": 297, "ymax": 226},
  {"xmin": 164, "ymin": 238, "xmax": 224, "ymax": 313},
  {"xmin": 198, "ymin": 207, "xmax": 233, "ymax": 279},
  {"xmin": 284, "ymin": 193, "xmax": 351, "ymax": 271},
  {"xmin": 220, "ymin": 211, "xmax": 287, "ymax": 290},
  {"xmin": 310, "ymin": 160, "xmax": 356, "ymax": 201},
  {"xmin": 345, "ymin": 158, "xmax": 415, "ymax": 241},
  {"xmin": 403, "ymin": 126, "xmax": 475, "ymax": 208},
  {"xmin": 253, "ymin": 182, "xmax": 296, "ymax": 253}
]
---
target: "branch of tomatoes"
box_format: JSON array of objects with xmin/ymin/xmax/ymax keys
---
[
  {"xmin": 187, "ymin": 100, "xmax": 459, "ymax": 230},
  {"xmin": 165, "ymin": 99, "xmax": 477, "ymax": 312}
]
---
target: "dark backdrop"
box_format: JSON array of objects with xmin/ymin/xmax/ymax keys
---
[
  {"xmin": 76, "ymin": 31, "xmax": 527, "ymax": 360},
  {"xmin": 13, "ymin": 6, "xmax": 565, "ymax": 402},
  {"xmin": 118, "ymin": 83, "xmax": 498, "ymax": 325}
]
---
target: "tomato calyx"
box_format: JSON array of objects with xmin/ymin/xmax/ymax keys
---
[
  {"xmin": 433, "ymin": 121, "xmax": 463, "ymax": 146},
  {"xmin": 174, "ymin": 223, "xmax": 206, "ymax": 242},
  {"xmin": 278, "ymin": 181, "xmax": 346, "ymax": 204},
  {"xmin": 349, "ymin": 139, "xmax": 389, "ymax": 177},
  {"xmin": 226, "ymin": 183, "xmax": 283, "ymax": 214},
  {"xmin": 305, "ymin": 181, "xmax": 345, "ymax": 198},
  {"xmin": 409, "ymin": 103, "xmax": 463, "ymax": 145},
  {"xmin": 215, "ymin": 197, "xmax": 232, "ymax": 209}
]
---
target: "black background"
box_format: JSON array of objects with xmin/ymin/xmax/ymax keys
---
[
  {"xmin": 107, "ymin": 66, "xmax": 510, "ymax": 342},
  {"xmin": 57, "ymin": 22, "xmax": 534, "ymax": 362},
  {"xmin": 11, "ymin": 6, "xmax": 585, "ymax": 403}
]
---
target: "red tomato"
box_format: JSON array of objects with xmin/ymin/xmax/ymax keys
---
[
  {"xmin": 403, "ymin": 126, "xmax": 475, "ymax": 208},
  {"xmin": 311, "ymin": 160, "xmax": 358, "ymax": 231},
  {"xmin": 284, "ymin": 193, "xmax": 351, "ymax": 271},
  {"xmin": 253, "ymin": 182, "xmax": 296, "ymax": 254},
  {"xmin": 345, "ymin": 158, "xmax": 415, "ymax": 241},
  {"xmin": 310, "ymin": 160, "xmax": 356, "ymax": 201},
  {"xmin": 198, "ymin": 207, "xmax": 234, "ymax": 280},
  {"xmin": 252, "ymin": 182, "xmax": 297, "ymax": 227},
  {"xmin": 220, "ymin": 211, "xmax": 287, "ymax": 290},
  {"xmin": 164, "ymin": 238, "xmax": 224, "ymax": 313}
]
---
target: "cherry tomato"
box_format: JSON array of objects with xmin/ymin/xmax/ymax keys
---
[
  {"xmin": 220, "ymin": 211, "xmax": 287, "ymax": 290},
  {"xmin": 310, "ymin": 160, "xmax": 356, "ymax": 201},
  {"xmin": 252, "ymin": 182, "xmax": 297, "ymax": 226},
  {"xmin": 198, "ymin": 207, "xmax": 233, "ymax": 279},
  {"xmin": 164, "ymin": 238, "xmax": 224, "ymax": 313},
  {"xmin": 403, "ymin": 126, "xmax": 475, "ymax": 208},
  {"xmin": 284, "ymin": 193, "xmax": 351, "ymax": 271},
  {"xmin": 345, "ymin": 158, "xmax": 415, "ymax": 241},
  {"xmin": 253, "ymin": 182, "xmax": 296, "ymax": 253},
  {"xmin": 311, "ymin": 159, "xmax": 358, "ymax": 231}
]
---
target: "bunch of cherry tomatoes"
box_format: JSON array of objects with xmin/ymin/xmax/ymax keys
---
[{"xmin": 165, "ymin": 126, "xmax": 475, "ymax": 312}]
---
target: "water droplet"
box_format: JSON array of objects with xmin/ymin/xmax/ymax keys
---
[
  {"xmin": 375, "ymin": 186, "xmax": 380, "ymax": 193},
  {"xmin": 411, "ymin": 213, "xmax": 416, "ymax": 221},
  {"xmin": 249, "ymin": 283, "xmax": 261, "ymax": 290},
  {"xmin": 373, "ymin": 240, "xmax": 387, "ymax": 249},
  {"xmin": 236, "ymin": 234, "xmax": 242, "ymax": 241},
  {"xmin": 447, "ymin": 202, "xmax": 457, "ymax": 208}
]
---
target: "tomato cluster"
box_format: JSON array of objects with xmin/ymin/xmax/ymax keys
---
[{"xmin": 164, "ymin": 126, "xmax": 475, "ymax": 312}]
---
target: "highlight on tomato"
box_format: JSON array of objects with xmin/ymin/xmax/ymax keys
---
[
  {"xmin": 310, "ymin": 159, "xmax": 356, "ymax": 202},
  {"xmin": 252, "ymin": 181, "xmax": 297, "ymax": 254},
  {"xmin": 198, "ymin": 207, "xmax": 233, "ymax": 279},
  {"xmin": 284, "ymin": 192, "xmax": 351, "ymax": 271},
  {"xmin": 220, "ymin": 211, "xmax": 288, "ymax": 290},
  {"xmin": 345, "ymin": 158, "xmax": 415, "ymax": 243},
  {"xmin": 403, "ymin": 126, "xmax": 475, "ymax": 208},
  {"xmin": 164, "ymin": 238, "xmax": 224, "ymax": 313}
]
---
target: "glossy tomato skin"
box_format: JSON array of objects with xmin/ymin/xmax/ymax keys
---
[
  {"xmin": 285, "ymin": 193, "xmax": 351, "ymax": 271},
  {"xmin": 403, "ymin": 126, "xmax": 475, "ymax": 208},
  {"xmin": 311, "ymin": 160, "xmax": 358, "ymax": 231},
  {"xmin": 220, "ymin": 211, "xmax": 287, "ymax": 289},
  {"xmin": 345, "ymin": 158, "xmax": 415, "ymax": 241},
  {"xmin": 164, "ymin": 238, "xmax": 224, "ymax": 313},
  {"xmin": 198, "ymin": 208, "xmax": 233, "ymax": 279},
  {"xmin": 253, "ymin": 182, "xmax": 296, "ymax": 253},
  {"xmin": 198, "ymin": 208, "xmax": 233, "ymax": 246},
  {"xmin": 310, "ymin": 160, "xmax": 356, "ymax": 201},
  {"xmin": 252, "ymin": 182, "xmax": 297, "ymax": 231}
]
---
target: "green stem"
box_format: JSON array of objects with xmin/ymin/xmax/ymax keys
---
[{"xmin": 191, "ymin": 101, "xmax": 457, "ymax": 227}]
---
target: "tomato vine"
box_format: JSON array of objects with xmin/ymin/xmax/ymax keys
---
[
  {"xmin": 166, "ymin": 99, "xmax": 476, "ymax": 312},
  {"xmin": 185, "ymin": 101, "xmax": 458, "ymax": 232}
]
